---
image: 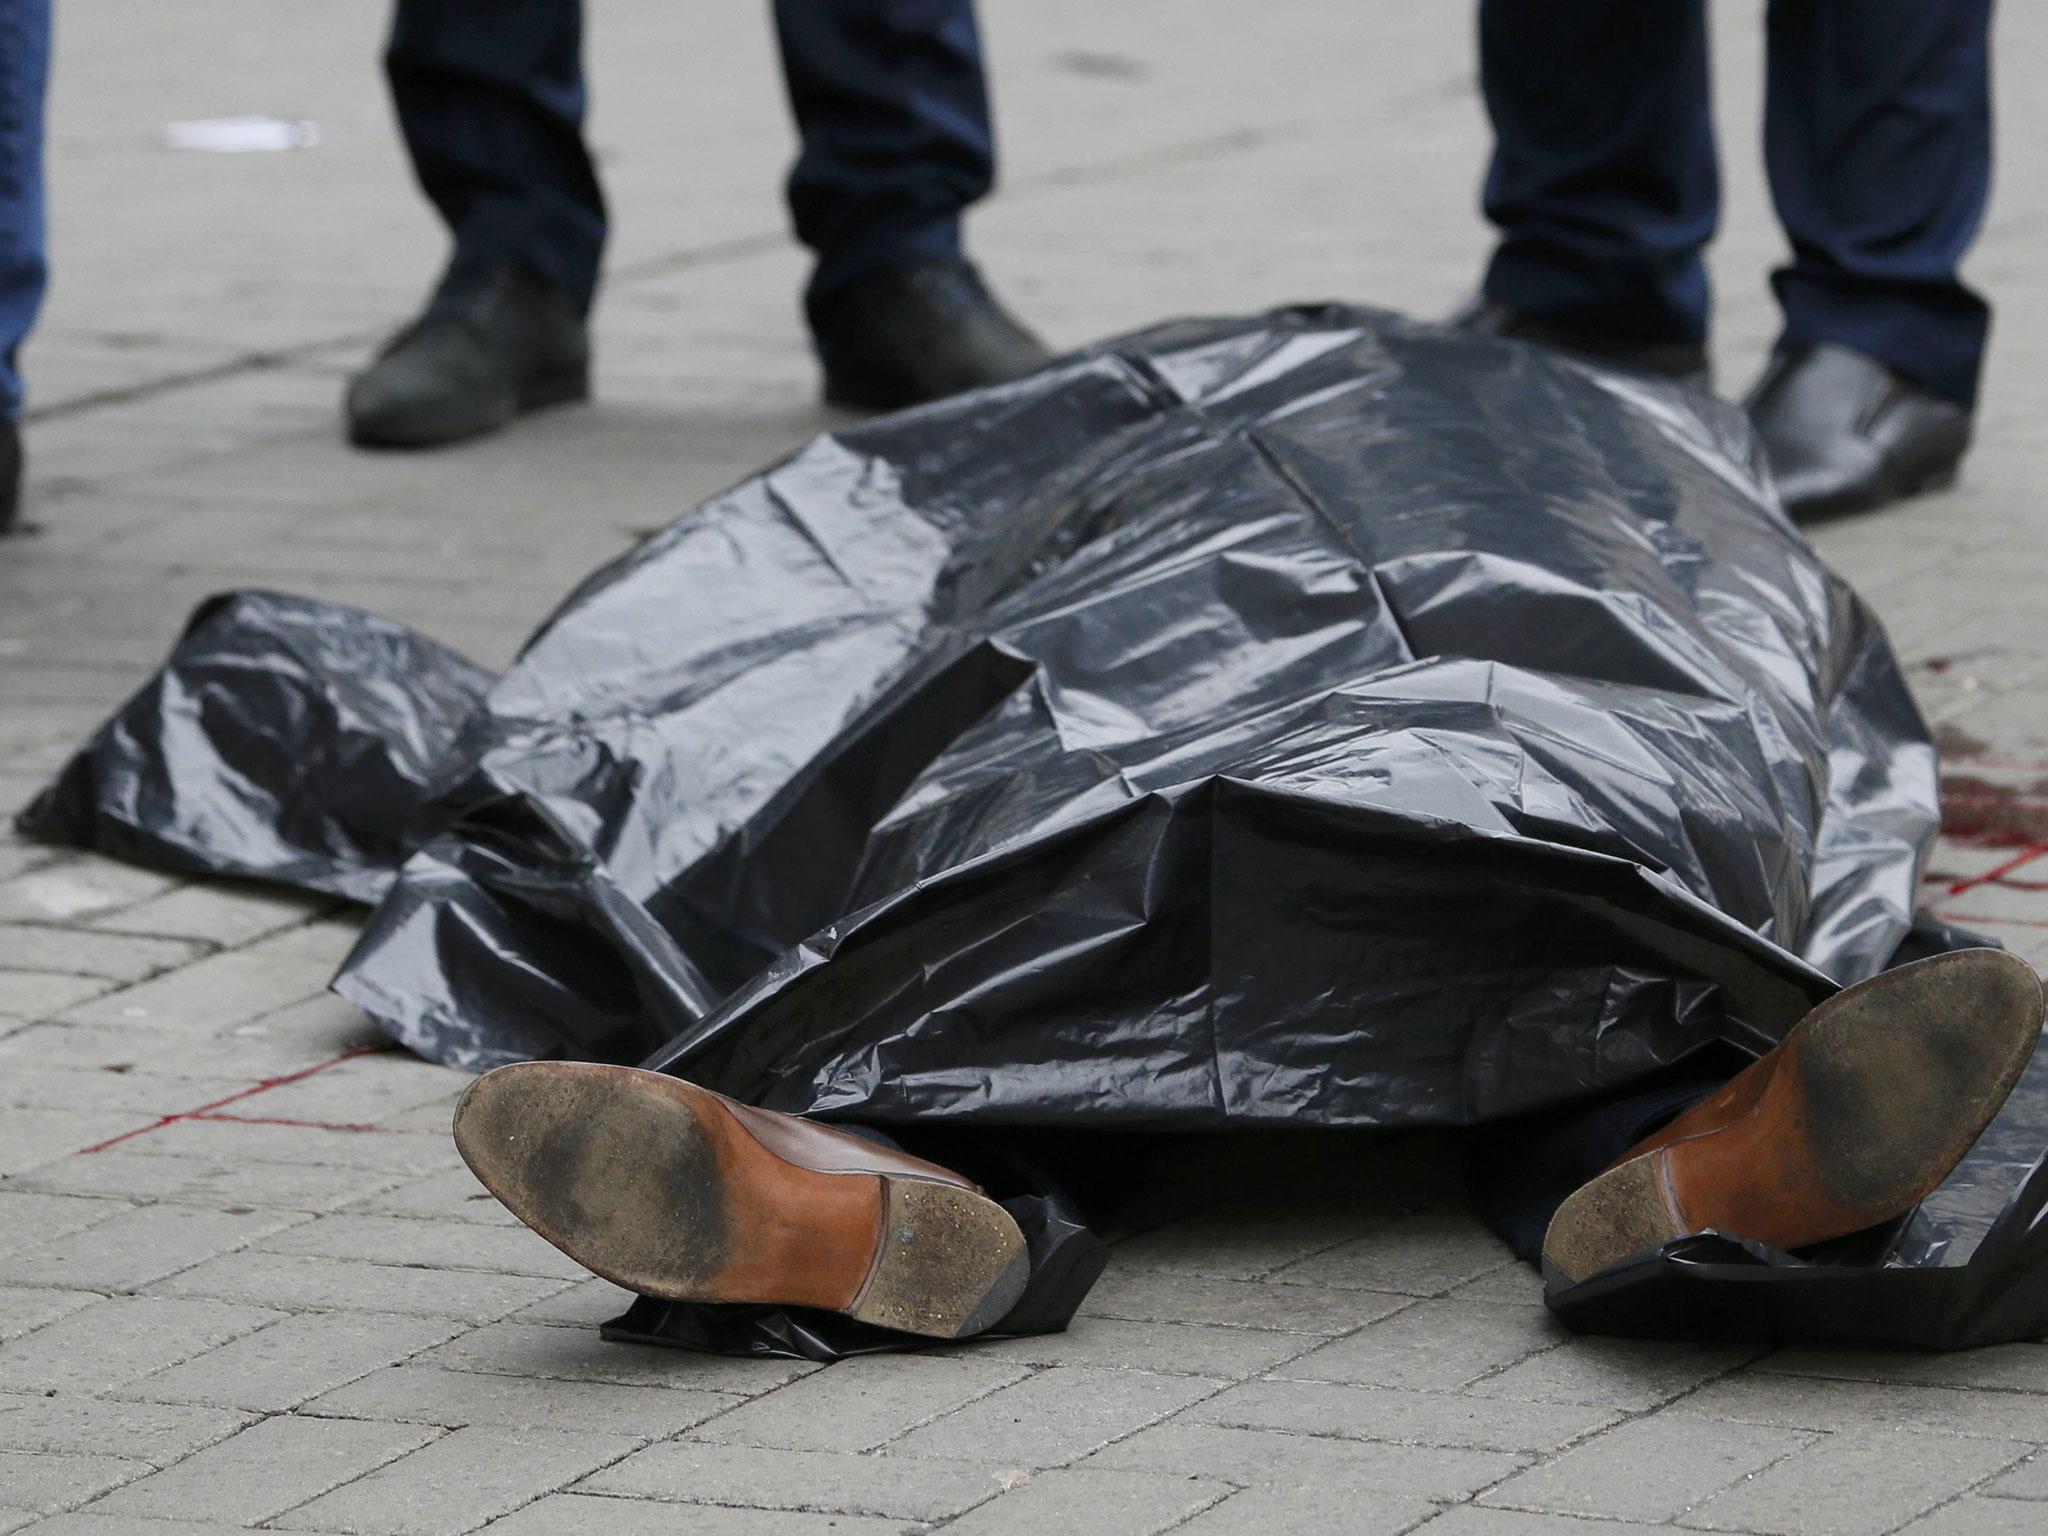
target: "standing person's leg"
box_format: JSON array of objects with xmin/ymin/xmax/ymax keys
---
[
  {"xmin": 774, "ymin": 0, "xmax": 1049, "ymax": 411},
  {"xmin": 1464, "ymin": 0, "xmax": 1716, "ymax": 381},
  {"xmin": 346, "ymin": 0, "xmax": 599, "ymax": 448},
  {"xmin": 0, "ymin": 0, "xmax": 52, "ymax": 531},
  {"xmin": 1744, "ymin": 0, "xmax": 1994, "ymax": 517}
]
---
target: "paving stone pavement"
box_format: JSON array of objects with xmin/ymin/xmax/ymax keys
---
[{"xmin": 3, "ymin": 5, "xmax": 2047, "ymax": 1534}]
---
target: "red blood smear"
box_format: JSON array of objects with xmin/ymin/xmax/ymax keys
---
[{"xmin": 1940, "ymin": 773, "xmax": 2048, "ymax": 848}]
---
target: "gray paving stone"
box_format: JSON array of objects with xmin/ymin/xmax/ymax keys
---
[
  {"xmin": 1758, "ymin": 1344, "xmax": 2048, "ymax": 1396},
  {"xmin": 88, "ymin": 882, "xmax": 328, "ymax": 947},
  {"xmin": 122, "ymin": 1309, "xmax": 463, "ymax": 1412},
  {"xmin": 0, "ymin": 1285, "xmax": 97, "ymax": 1342},
  {"xmin": 91, "ymin": 1414, "xmax": 439, "ymax": 1524},
  {"xmin": 0, "ymin": 1393, "xmax": 248, "ymax": 1465},
  {"xmin": 0, "ymin": 863, "xmax": 183, "ymax": 925},
  {"xmin": 1983, "ymin": 1450, "xmax": 2048, "ymax": 1499},
  {"xmin": 425, "ymin": 1320, "xmax": 816, "ymax": 1396},
  {"xmin": 0, "ymin": 1202, "xmax": 309, "ymax": 1291},
  {"xmin": 482, "ymin": 1492, "xmax": 912, "ymax": 1535},
  {"xmin": 1077, "ymin": 1264, "xmax": 1411, "ymax": 1334},
  {"xmin": 1470, "ymin": 1337, "xmax": 1765, "ymax": 1411},
  {"xmin": 271, "ymin": 1424, "xmax": 640, "ymax": 1535},
  {"xmin": 0, "ymin": 1018, "xmax": 377, "ymax": 1083},
  {"xmin": 1680, "ymin": 1427, "xmax": 2027, "ymax": 1536},
  {"xmin": 935, "ymin": 1315, "xmax": 1319, "ymax": 1377},
  {"xmin": 1483, "ymin": 1412, "xmax": 1813, "ymax": 1522},
  {"xmin": 1085, "ymin": 1420, "xmax": 1524, "ymax": 1501},
  {"xmin": 259, "ymin": 1212, "xmax": 587, "ymax": 1279},
  {"xmin": 0, "ymin": 1106, "xmax": 141, "ymax": 1174},
  {"xmin": 935, "ymin": 1466, "xmax": 1232, "ymax": 1534},
  {"xmin": 1672, "ymin": 1372, "xmax": 2048, "ymax": 1443},
  {"xmin": 1269, "ymin": 1210, "xmax": 1520, "ymax": 1297},
  {"xmin": 0, "ymin": 970, "xmax": 122, "ymax": 1019},
  {"xmin": 582, "ymin": 1439, "xmax": 1012, "ymax": 1521},
  {"xmin": 151, "ymin": 1250, "xmax": 569, "ymax": 1324},
  {"xmin": 694, "ymin": 1354, "xmax": 1029, "ymax": 1453},
  {"xmin": 0, "ymin": 1189, "xmax": 130, "ymax": 1249},
  {"xmin": 238, "ymin": 1054, "xmax": 466, "ymax": 1126},
  {"xmin": 56, "ymin": 946, "xmax": 332, "ymax": 1032},
  {"xmin": 1412, "ymin": 1512, "xmax": 1669, "ymax": 1536},
  {"xmin": 118, "ymin": 1117, "xmax": 462, "ymax": 1172},
  {"xmin": 0, "ymin": 1065, "xmax": 246, "ymax": 1116},
  {"xmin": 10, "ymin": 1150, "xmax": 413, "ymax": 1212},
  {"xmin": 0, "ymin": 1296, "xmax": 282, "ymax": 1395},
  {"xmin": 342, "ymin": 1165, "xmax": 522, "ymax": 1227},
  {"xmin": 887, "ymin": 1364, "xmax": 1224, "ymax": 1467},
  {"xmin": 307, "ymin": 1362, "xmax": 736, "ymax": 1438},
  {"xmin": 1174, "ymin": 1484, "xmax": 1441, "ymax": 1535},
  {"xmin": 1277, "ymin": 1300, "xmax": 1560, "ymax": 1391},
  {"xmin": 1446, "ymin": 1265, "xmax": 1547, "ymax": 1308},
  {"xmin": 0, "ymin": 926, "xmax": 203, "ymax": 983},
  {"xmin": 1902, "ymin": 1499, "xmax": 2048, "ymax": 1535},
  {"xmin": 0, "ymin": 1449, "xmax": 151, "ymax": 1514},
  {"xmin": 1108, "ymin": 1204, "xmax": 1385, "ymax": 1282},
  {"xmin": 504, "ymin": 1278, "xmax": 641, "ymax": 1329},
  {"xmin": 1186, "ymin": 1378, "xmax": 1618, "ymax": 1453},
  {"xmin": 8, "ymin": 1520, "xmax": 265, "ymax": 1536}
]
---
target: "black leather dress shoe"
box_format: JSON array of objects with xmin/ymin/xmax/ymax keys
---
[
  {"xmin": 1, "ymin": 417, "xmax": 19, "ymax": 535},
  {"xmin": 346, "ymin": 262, "xmax": 590, "ymax": 448},
  {"xmin": 1453, "ymin": 296, "xmax": 1712, "ymax": 389},
  {"xmin": 1743, "ymin": 343, "xmax": 1971, "ymax": 519},
  {"xmin": 813, "ymin": 261, "xmax": 1052, "ymax": 412}
]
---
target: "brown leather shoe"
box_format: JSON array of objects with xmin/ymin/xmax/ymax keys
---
[
  {"xmin": 454, "ymin": 1063, "xmax": 1030, "ymax": 1339},
  {"xmin": 1543, "ymin": 948, "xmax": 2044, "ymax": 1285}
]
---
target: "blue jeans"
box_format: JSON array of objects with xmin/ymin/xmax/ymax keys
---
[
  {"xmin": 0, "ymin": 0, "xmax": 51, "ymax": 420},
  {"xmin": 385, "ymin": 0, "xmax": 993, "ymax": 326},
  {"xmin": 1478, "ymin": 0, "xmax": 1994, "ymax": 406}
]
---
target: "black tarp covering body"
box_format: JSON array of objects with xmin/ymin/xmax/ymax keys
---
[{"xmin": 27, "ymin": 308, "xmax": 2048, "ymax": 1349}]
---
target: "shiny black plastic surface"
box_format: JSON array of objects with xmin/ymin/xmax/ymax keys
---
[{"xmin": 26, "ymin": 308, "xmax": 2044, "ymax": 1349}]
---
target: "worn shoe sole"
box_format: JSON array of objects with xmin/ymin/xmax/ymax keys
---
[
  {"xmin": 454, "ymin": 1062, "xmax": 1029, "ymax": 1339},
  {"xmin": 346, "ymin": 365, "xmax": 591, "ymax": 450},
  {"xmin": 1543, "ymin": 948, "xmax": 2044, "ymax": 1286}
]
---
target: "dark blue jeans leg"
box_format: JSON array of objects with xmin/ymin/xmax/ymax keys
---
[
  {"xmin": 0, "ymin": 0, "xmax": 51, "ymax": 419},
  {"xmin": 774, "ymin": 0, "xmax": 995, "ymax": 327},
  {"xmin": 1477, "ymin": 0, "xmax": 1717, "ymax": 348},
  {"xmin": 386, "ymin": 0, "xmax": 606, "ymax": 312},
  {"xmin": 1467, "ymin": 1055, "xmax": 1738, "ymax": 1265},
  {"xmin": 1764, "ymin": 0, "xmax": 1994, "ymax": 407}
]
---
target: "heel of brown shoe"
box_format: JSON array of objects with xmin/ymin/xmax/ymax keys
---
[
  {"xmin": 1542, "ymin": 1148, "xmax": 1683, "ymax": 1287},
  {"xmin": 851, "ymin": 1177, "xmax": 1030, "ymax": 1339}
]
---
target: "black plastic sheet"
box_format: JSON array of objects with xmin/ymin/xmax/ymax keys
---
[{"xmin": 25, "ymin": 307, "xmax": 2047, "ymax": 1350}]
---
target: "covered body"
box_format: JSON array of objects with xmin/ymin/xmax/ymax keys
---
[{"xmin": 33, "ymin": 309, "xmax": 2047, "ymax": 1348}]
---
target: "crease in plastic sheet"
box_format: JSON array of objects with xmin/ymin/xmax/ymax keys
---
[{"xmin": 23, "ymin": 306, "xmax": 2044, "ymax": 1353}]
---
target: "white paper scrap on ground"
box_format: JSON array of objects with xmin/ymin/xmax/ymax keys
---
[{"xmin": 161, "ymin": 117, "xmax": 321, "ymax": 153}]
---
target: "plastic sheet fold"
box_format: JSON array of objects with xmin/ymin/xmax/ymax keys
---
[{"xmin": 26, "ymin": 307, "xmax": 2047, "ymax": 1350}]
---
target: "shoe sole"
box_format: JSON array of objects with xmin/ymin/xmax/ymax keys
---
[
  {"xmin": 347, "ymin": 365, "xmax": 591, "ymax": 450},
  {"xmin": 453, "ymin": 1063, "xmax": 1030, "ymax": 1339},
  {"xmin": 1543, "ymin": 948, "xmax": 2044, "ymax": 1286}
]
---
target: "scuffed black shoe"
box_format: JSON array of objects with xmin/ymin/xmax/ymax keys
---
[
  {"xmin": 1453, "ymin": 295, "xmax": 1711, "ymax": 390},
  {"xmin": 813, "ymin": 261, "xmax": 1052, "ymax": 412},
  {"xmin": 1743, "ymin": 343, "xmax": 1971, "ymax": 519},
  {"xmin": 0, "ymin": 417, "xmax": 18, "ymax": 535},
  {"xmin": 346, "ymin": 262, "xmax": 590, "ymax": 448}
]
